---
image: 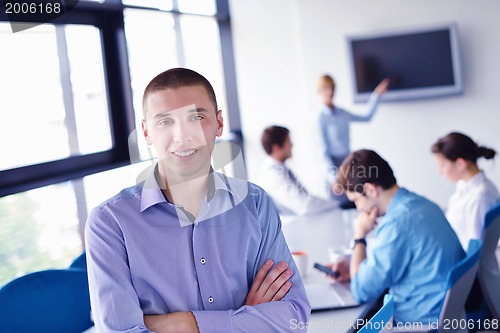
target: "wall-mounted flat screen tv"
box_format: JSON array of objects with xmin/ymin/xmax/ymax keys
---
[{"xmin": 347, "ymin": 23, "xmax": 463, "ymax": 103}]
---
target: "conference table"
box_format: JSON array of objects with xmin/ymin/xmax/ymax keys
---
[{"xmin": 281, "ymin": 208, "xmax": 378, "ymax": 333}]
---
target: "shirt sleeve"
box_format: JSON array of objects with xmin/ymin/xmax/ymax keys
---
[
  {"xmin": 263, "ymin": 163, "xmax": 337, "ymax": 216},
  {"xmin": 347, "ymin": 92, "xmax": 380, "ymax": 122},
  {"xmin": 351, "ymin": 219, "xmax": 411, "ymax": 302},
  {"xmin": 85, "ymin": 206, "xmax": 153, "ymax": 333},
  {"xmin": 192, "ymin": 188, "xmax": 311, "ymax": 333}
]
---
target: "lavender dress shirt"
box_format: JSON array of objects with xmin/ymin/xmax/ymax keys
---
[{"xmin": 85, "ymin": 168, "xmax": 310, "ymax": 333}]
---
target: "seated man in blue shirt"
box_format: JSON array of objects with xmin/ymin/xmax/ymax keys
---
[
  {"xmin": 328, "ymin": 149, "xmax": 464, "ymax": 323},
  {"xmin": 85, "ymin": 68, "xmax": 311, "ymax": 333}
]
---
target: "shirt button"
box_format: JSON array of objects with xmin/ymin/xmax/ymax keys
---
[
  {"xmin": 208, "ymin": 296, "xmax": 214, "ymax": 304},
  {"xmin": 200, "ymin": 258, "xmax": 206, "ymax": 265}
]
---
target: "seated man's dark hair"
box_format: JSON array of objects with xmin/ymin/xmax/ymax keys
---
[
  {"xmin": 261, "ymin": 126, "xmax": 290, "ymax": 155},
  {"xmin": 336, "ymin": 149, "xmax": 397, "ymax": 194}
]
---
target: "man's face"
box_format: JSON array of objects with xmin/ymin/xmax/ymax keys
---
[
  {"xmin": 281, "ymin": 135, "xmax": 293, "ymax": 160},
  {"xmin": 142, "ymin": 85, "xmax": 223, "ymax": 181},
  {"xmin": 433, "ymin": 153, "xmax": 462, "ymax": 183},
  {"xmin": 346, "ymin": 190, "xmax": 377, "ymax": 214}
]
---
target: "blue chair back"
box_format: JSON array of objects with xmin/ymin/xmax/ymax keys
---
[
  {"xmin": 69, "ymin": 251, "xmax": 87, "ymax": 270},
  {"xmin": 0, "ymin": 269, "xmax": 93, "ymax": 333},
  {"xmin": 479, "ymin": 203, "xmax": 500, "ymax": 320},
  {"xmin": 358, "ymin": 294, "xmax": 394, "ymax": 333},
  {"xmin": 438, "ymin": 239, "xmax": 483, "ymax": 333}
]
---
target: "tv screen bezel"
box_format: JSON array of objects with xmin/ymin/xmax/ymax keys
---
[{"xmin": 347, "ymin": 22, "xmax": 463, "ymax": 103}]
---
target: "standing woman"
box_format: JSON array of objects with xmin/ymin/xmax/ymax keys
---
[
  {"xmin": 432, "ymin": 132, "xmax": 500, "ymax": 250},
  {"xmin": 318, "ymin": 75, "xmax": 390, "ymax": 181}
]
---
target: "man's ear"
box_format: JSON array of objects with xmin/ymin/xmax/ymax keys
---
[
  {"xmin": 142, "ymin": 119, "xmax": 153, "ymax": 146},
  {"xmin": 363, "ymin": 183, "xmax": 378, "ymax": 198},
  {"xmin": 270, "ymin": 143, "xmax": 282, "ymax": 156},
  {"xmin": 216, "ymin": 110, "xmax": 224, "ymax": 137}
]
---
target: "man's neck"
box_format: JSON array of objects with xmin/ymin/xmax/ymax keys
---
[
  {"xmin": 377, "ymin": 184, "xmax": 400, "ymax": 215},
  {"xmin": 157, "ymin": 165, "xmax": 211, "ymax": 217},
  {"xmin": 269, "ymin": 153, "xmax": 287, "ymax": 163}
]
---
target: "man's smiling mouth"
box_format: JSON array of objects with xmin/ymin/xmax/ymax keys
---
[{"xmin": 172, "ymin": 149, "xmax": 196, "ymax": 157}]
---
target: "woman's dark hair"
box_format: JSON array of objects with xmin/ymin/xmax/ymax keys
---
[
  {"xmin": 336, "ymin": 149, "xmax": 397, "ymax": 194},
  {"xmin": 431, "ymin": 132, "xmax": 496, "ymax": 163},
  {"xmin": 261, "ymin": 126, "xmax": 290, "ymax": 155}
]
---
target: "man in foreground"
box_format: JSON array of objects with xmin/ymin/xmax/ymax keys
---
[{"xmin": 85, "ymin": 68, "xmax": 310, "ymax": 332}]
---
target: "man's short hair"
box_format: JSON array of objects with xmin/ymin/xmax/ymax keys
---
[
  {"xmin": 261, "ymin": 126, "xmax": 290, "ymax": 155},
  {"xmin": 142, "ymin": 67, "xmax": 218, "ymax": 116},
  {"xmin": 336, "ymin": 149, "xmax": 397, "ymax": 194}
]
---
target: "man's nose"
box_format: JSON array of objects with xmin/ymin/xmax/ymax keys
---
[{"xmin": 172, "ymin": 122, "xmax": 194, "ymax": 144}]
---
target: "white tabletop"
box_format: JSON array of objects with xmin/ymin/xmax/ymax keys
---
[{"xmin": 281, "ymin": 208, "xmax": 377, "ymax": 333}]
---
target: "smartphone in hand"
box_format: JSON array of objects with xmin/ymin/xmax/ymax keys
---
[{"xmin": 313, "ymin": 262, "xmax": 339, "ymax": 278}]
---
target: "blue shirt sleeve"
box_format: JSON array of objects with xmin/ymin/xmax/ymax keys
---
[
  {"xmin": 86, "ymin": 206, "xmax": 153, "ymax": 333},
  {"xmin": 351, "ymin": 218, "xmax": 412, "ymax": 302},
  {"xmin": 347, "ymin": 92, "xmax": 380, "ymax": 122}
]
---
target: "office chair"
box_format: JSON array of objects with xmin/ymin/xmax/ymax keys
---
[
  {"xmin": 437, "ymin": 239, "xmax": 482, "ymax": 333},
  {"xmin": 395, "ymin": 239, "xmax": 482, "ymax": 333},
  {"xmin": 69, "ymin": 251, "xmax": 87, "ymax": 270},
  {"xmin": 478, "ymin": 203, "xmax": 500, "ymax": 320},
  {"xmin": 358, "ymin": 294, "xmax": 394, "ymax": 333},
  {"xmin": 0, "ymin": 269, "xmax": 93, "ymax": 333}
]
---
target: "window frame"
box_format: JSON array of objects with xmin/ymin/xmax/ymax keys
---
[{"xmin": 0, "ymin": 0, "xmax": 243, "ymax": 198}]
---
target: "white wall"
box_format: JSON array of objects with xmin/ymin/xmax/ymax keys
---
[{"xmin": 229, "ymin": 0, "xmax": 500, "ymax": 207}]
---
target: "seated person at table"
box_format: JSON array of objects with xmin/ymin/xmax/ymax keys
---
[
  {"xmin": 432, "ymin": 132, "xmax": 500, "ymax": 251},
  {"xmin": 85, "ymin": 68, "xmax": 310, "ymax": 333},
  {"xmin": 328, "ymin": 149, "xmax": 464, "ymax": 324},
  {"xmin": 259, "ymin": 125, "xmax": 339, "ymax": 216}
]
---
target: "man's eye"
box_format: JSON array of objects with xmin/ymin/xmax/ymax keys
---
[
  {"xmin": 158, "ymin": 119, "xmax": 172, "ymax": 126},
  {"xmin": 192, "ymin": 114, "xmax": 203, "ymax": 121}
]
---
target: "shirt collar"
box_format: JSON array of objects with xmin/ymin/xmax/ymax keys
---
[
  {"xmin": 385, "ymin": 187, "xmax": 409, "ymax": 215},
  {"xmin": 140, "ymin": 164, "xmax": 235, "ymax": 212},
  {"xmin": 264, "ymin": 156, "xmax": 285, "ymax": 168},
  {"xmin": 320, "ymin": 103, "xmax": 337, "ymax": 115},
  {"xmin": 457, "ymin": 171, "xmax": 485, "ymax": 193}
]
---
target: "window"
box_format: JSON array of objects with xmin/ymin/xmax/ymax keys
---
[
  {"xmin": 0, "ymin": 23, "xmax": 111, "ymax": 171},
  {"xmin": 124, "ymin": 6, "xmax": 229, "ymax": 161},
  {"xmin": 0, "ymin": 0, "xmax": 241, "ymax": 286},
  {"xmin": 0, "ymin": 182, "xmax": 82, "ymax": 286}
]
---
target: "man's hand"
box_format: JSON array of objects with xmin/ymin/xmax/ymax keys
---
[
  {"xmin": 144, "ymin": 312, "xmax": 199, "ymax": 333},
  {"xmin": 353, "ymin": 207, "xmax": 378, "ymax": 239},
  {"xmin": 326, "ymin": 259, "xmax": 350, "ymax": 283},
  {"xmin": 245, "ymin": 259, "xmax": 293, "ymax": 306}
]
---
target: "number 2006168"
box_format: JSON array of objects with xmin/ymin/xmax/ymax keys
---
[
  {"xmin": 442, "ymin": 318, "xmax": 498, "ymax": 330},
  {"xmin": 5, "ymin": 2, "xmax": 62, "ymax": 14}
]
